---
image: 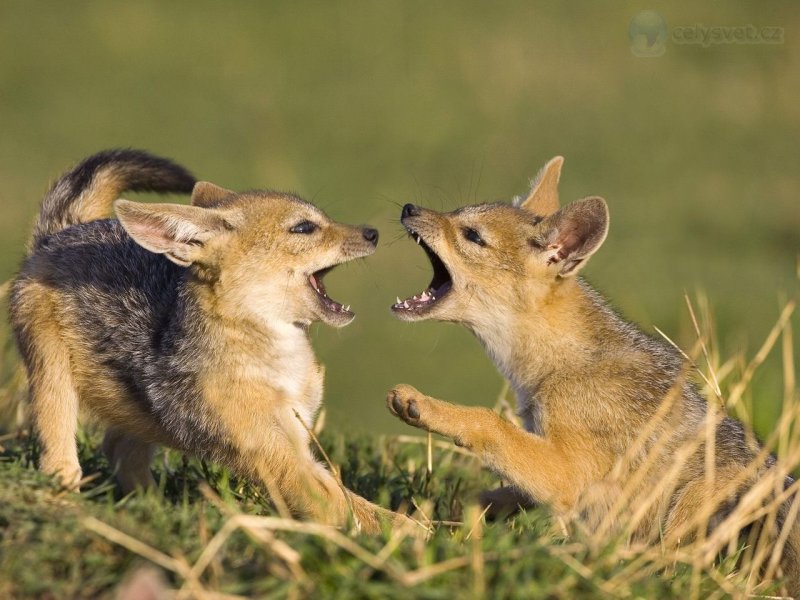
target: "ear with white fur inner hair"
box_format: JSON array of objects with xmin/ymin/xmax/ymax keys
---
[
  {"xmin": 539, "ymin": 196, "xmax": 609, "ymax": 277},
  {"xmin": 114, "ymin": 199, "xmax": 231, "ymax": 267},
  {"xmin": 191, "ymin": 181, "xmax": 235, "ymax": 208},
  {"xmin": 517, "ymin": 156, "xmax": 564, "ymax": 217}
]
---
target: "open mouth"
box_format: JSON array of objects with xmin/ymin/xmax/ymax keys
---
[
  {"xmin": 391, "ymin": 229, "xmax": 453, "ymax": 315},
  {"xmin": 309, "ymin": 266, "xmax": 353, "ymax": 318}
]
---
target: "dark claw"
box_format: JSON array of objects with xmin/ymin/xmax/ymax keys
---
[
  {"xmin": 392, "ymin": 394, "xmax": 403, "ymax": 415},
  {"xmin": 407, "ymin": 399, "xmax": 420, "ymax": 420}
]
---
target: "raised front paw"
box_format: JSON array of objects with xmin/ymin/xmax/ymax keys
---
[{"xmin": 387, "ymin": 384, "xmax": 428, "ymax": 428}]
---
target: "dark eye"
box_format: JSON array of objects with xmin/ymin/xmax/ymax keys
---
[
  {"xmin": 462, "ymin": 227, "xmax": 486, "ymax": 247},
  {"xmin": 289, "ymin": 220, "xmax": 318, "ymax": 234}
]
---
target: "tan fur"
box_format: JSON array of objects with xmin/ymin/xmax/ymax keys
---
[
  {"xmin": 388, "ymin": 156, "xmax": 800, "ymax": 591},
  {"xmin": 12, "ymin": 153, "xmax": 407, "ymax": 533}
]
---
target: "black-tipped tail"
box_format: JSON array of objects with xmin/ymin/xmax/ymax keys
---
[{"xmin": 32, "ymin": 149, "xmax": 196, "ymax": 248}]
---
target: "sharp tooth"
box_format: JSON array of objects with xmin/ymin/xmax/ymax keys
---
[
  {"xmin": 413, "ymin": 295, "xmax": 418, "ymax": 300},
  {"xmin": 420, "ymin": 291, "xmax": 430, "ymax": 301},
  {"xmin": 416, "ymin": 235, "xmax": 421, "ymax": 245},
  {"xmin": 431, "ymin": 295, "xmax": 436, "ymax": 301},
  {"xmin": 403, "ymin": 300, "xmax": 409, "ymax": 309},
  {"xmin": 396, "ymin": 297, "xmax": 401, "ymax": 304},
  {"xmin": 344, "ymin": 305, "xmax": 350, "ymax": 312}
]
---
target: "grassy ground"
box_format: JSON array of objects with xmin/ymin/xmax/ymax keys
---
[{"xmin": 0, "ymin": 431, "xmax": 740, "ymax": 599}]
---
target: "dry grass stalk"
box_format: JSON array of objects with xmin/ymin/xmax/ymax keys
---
[
  {"xmin": 654, "ymin": 325, "xmax": 725, "ymax": 407},
  {"xmin": 464, "ymin": 504, "xmax": 491, "ymax": 542},
  {"xmin": 292, "ymin": 408, "xmax": 360, "ymax": 531},
  {"xmin": 394, "ymin": 434, "xmax": 474, "ymax": 457},
  {"xmin": 780, "ymin": 319, "xmax": 796, "ymax": 460},
  {"xmin": 197, "ymin": 483, "xmax": 307, "ymax": 584},
  {"xmin": 373, "ymin": 508, "xmax": 425, "ymax": 565},
  {"xmin": 82, "ymin": 517, "xmax": 241, "ymax": 600},
  {"xmin": 686, "ymin": 292, "xmax": 723, "ymax": 401},
  {"xmin": 727, "ymin": 300, "xmax": 795, "ymax": 410},
  {"xmin": 466, "ymin": 506, "xmax": 485, "ymax": 598},
  {"xmin": 765, "ymin": 487, "xmax": 800, "ymax": 584},
  {"xmin": 492, "ymin": 379, "xmax": 521, "ymax": 426},
  {"xmin": 427, "ymin": 431, "xmax": 433, "ymax": 475}
]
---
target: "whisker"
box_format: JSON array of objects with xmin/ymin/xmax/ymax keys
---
[
  {"xmin": 385, "ymin": 234, "xmax": 411, "ymax": 248},
  {"xmin": 377, "ymin": 195, "xmax": 405, "ymax": 210}
]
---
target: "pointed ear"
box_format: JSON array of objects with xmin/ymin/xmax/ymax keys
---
[
  {"xmin": 538, "ymin": 196, "xmax": 609, "ymax": 277},
  {"xmin": 191, "ymin": 181, "xmax": 235, "ymax": 208},
  {"xmin": 114, "ymin": 199, "xmax": 232, "ymax": 267},
  {"xmin": 517, "ymin": 156, "xmax": 564, "ymax": 217}
]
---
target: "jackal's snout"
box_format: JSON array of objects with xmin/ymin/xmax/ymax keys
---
[
  {"xmin": 392, "ymin": 204, "xmax": 454, "ymax": 319},
  {"xmin": 401, "ymin": 203, "xmax": 421, "ymax": 219},
  {"xmin": 298, "ymin": 219, "xmax": 380, "ymax": 327},
  {"xmin": 361, "ymin": 226, "xmax": 379, "ymax": 245}
]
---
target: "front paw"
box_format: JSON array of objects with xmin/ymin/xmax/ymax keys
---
[
  {"xmin": 42, "ymin": 460, "xmax": 83, "ymax": 491},
  {"xmin": 387, "ymin": 384, "xmax": 427, "ymax": 428}
]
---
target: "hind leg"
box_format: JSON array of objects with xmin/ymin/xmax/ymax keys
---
[
  {"xmin": 479, "ymin": 485, "xmax": 535, "ymax": 520},
  {"xmin": 102, "ymin": 427, "xmax": 156, "ymax": 493},
  {"xmin": 663, "ymin": 465, "xmax": 750, "ymax": 546},
  {"xmin": 32, "ymin": 384, "xmax": 82, "ymax": 489},
  {"xmin": 24, "ymin": 327, "xmax": 83, "ymax": 489}
]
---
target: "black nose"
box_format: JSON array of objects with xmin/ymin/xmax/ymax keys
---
[
  {"xmin": 362, "ymin": 227, "xmax": 379, "ymax": 245},
  {"xmin": 402, "ymin": 203, "xmax": 421, "ymax": 219}
]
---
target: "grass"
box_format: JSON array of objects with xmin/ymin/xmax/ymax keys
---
[
  {"xmin": 0, "ymin": 431, "xmax": 732, "ymax": 599},
  {"xmin": 0, "ymin": 290, "xmax": 798, "ymax": 598}
]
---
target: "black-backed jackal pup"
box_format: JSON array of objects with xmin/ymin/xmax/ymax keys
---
[
  {"xmin": 11, "ymin": 149, "xmax": 405, "ymax": 533},
  {"xmin": 386, "ymin": 156, "xmax": 800, "ymax": 592}
]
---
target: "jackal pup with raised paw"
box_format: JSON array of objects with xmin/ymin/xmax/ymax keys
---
[
  {"xmin": 11, "ymin": 149, "xmax": 404, "ymax": 532},
  {"xmin": 387, "ymin": 156, "xmax": 800, "ymax": 590}
]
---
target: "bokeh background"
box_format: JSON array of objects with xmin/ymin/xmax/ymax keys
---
[{"xmin": 0, "ymin": 2, "xmax": 797, "ymax": 436}]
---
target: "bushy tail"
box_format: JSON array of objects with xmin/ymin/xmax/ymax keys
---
[{"xmin": 31, "ymin": 149, "xmax": 196, "ymax": 249}]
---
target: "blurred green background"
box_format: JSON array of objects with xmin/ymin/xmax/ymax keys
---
[{"xmin": 0, "ymin": 2, "xmax": 797, "ymax": 436}]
